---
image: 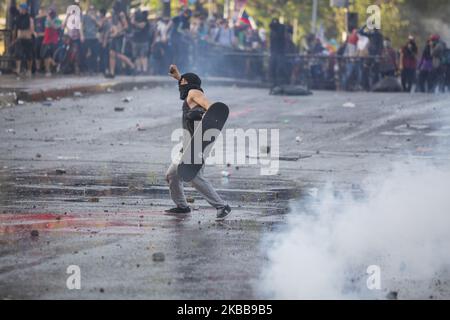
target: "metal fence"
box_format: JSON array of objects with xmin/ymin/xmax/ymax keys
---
[
  {"xmin": 0, "ymin": 29, "xmax": 14, "ymax": 72},
  {"xmin": 192, "ymin": 43, "xmax": 384, "ymax": 90}
]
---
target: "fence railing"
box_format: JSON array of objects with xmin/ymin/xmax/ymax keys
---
[
  {"xmin": 0, "ymin": 29, "xmax": 14, "ymax": 72},
  {"xmin": 191, "ymin": 42, "xmax": 383, "ymax": 90}
]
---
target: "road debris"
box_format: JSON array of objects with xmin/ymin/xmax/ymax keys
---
[
  {"xmin": 342, "ymin": 101, "xmax": 356, "ymax": 108},
  {"xmin": 55, "ymin": 169, "xmax": 66, "ymax": 175},
  {"xmin": 186, "ymin": 196, "xmax": 195, "ymax": 203},
  {"xmin": 152, "ymin": 252, "xmax": 165, "ymax": 262},
  {"xmin": 122, "ymin": 96, "xmax": 133, "ymax": 103}
]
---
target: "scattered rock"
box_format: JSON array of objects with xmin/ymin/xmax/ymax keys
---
[
  {"xmin": 35, "ymin": 153, "xmax": 42, "ymax": 158},
  {"xmin": 30, "ymin": 230, "xmax": 39, "ymax": 237},
  {"xmin": 99, "ymin": 288, "xmax": 104, "ymax": 293},
  {"xmin": 55, "ymin": 169, "xmax": 66, "ymax": 175},
  {"xmin": 152, "ymin": 252, "xmax": 165, "ymax": 262},
  {"xmin": 186, "ymin": 196, "xmax": 195, "ymax": 203},
  {"xmin": 114, "ymin": 107, "xmax": 125, "ymax": 112},
  {"xmin": 386, "ymin": 291, "xmax": 398, "ymax": 300},
  {"xmin": 342, "ymin": 101, "xmax": 356, "ymax": 108},
  {"xmin": 270, "ymin": 85, "xmax": 312, "ymax": 96},
  {"xmin": 295, "ymin": 136, "xmax": 302, "ymax": 143},
  {"xmin": 122, "ymin": 96, "xmax": 133, "ymax": 102}
]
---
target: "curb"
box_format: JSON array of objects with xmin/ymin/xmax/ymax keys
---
[{"xmin": 4, "ymin": 77, "xmax": 270, "ymax": 103}]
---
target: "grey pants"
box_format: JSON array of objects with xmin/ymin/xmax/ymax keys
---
[{"xmin": 166, "ymin": 162, "xmax": 226, "ymax": 209}]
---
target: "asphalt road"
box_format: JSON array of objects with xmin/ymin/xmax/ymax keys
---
[{"xmin": 1, "ymin": 85, "xmax": 449, "ymax": 299}]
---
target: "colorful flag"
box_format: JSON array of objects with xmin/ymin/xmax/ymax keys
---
[{"xmin": 240, "ymin": 10, "xmax": 251, "ymax": 25}]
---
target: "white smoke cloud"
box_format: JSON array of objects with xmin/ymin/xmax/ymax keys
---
[{"xmin": 259, "ymin": 161, "xmax": 450, "ymax": 299}]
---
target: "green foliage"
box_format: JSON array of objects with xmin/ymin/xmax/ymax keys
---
[{"xmin": 243, "ymin": 0, "xmax": 449, "ymax": 48}]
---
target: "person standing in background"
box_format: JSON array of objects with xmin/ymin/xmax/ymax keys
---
[
  {"xmin": 399, "ymin": 35, "xmax": 418, "ymax": 92},
  {"xmin": 418, "ymin": 40, "xmax": 433, "ymax": 93},
  {"xmin": 105, "ymin": 11, "xmax": 135, "ymax": 78},
  {"xmin": 358, "ymin": 25, "xmax": 384, "ymax": 88},
  {"xmin": 342, "ymin": 29, "xmax": 359, "ymax": 90},
  {"xmin": 82, "ymin": 5, "xmax": 100, "ymax": 73},
  {"xmin": 152, "ymin": 16, "xmax": 171, "ymax": 75},
  {"xmin": 379, "ymin": 37, "xmax": 397, "ymax": 78},
  {"xmin": 12, "ymin": 3, "xmax": 35, "ymax": 77},
  {"xmin": 131, "ymin": 10, "xmax": 150, "ymax": 74},
  {"xmin": 34, "ymin": 8, "xmax": 46, "ymax": 73},
  {"xmin": 269, "ymin": 18, "xmax": 286, "ymax": 86},
  {"xmin": 429, "ymin": 34, "xmax": 447, "ymax": 92},
  {"xmin": 97, "ymin": 9, "xmax": 111, "ymax": 75},
  {"xmin": 41, "ymin": 7, "xmax": 61, "ymax": 77},
  {"xmin": 62, "ymin": 0, "xmax": 84, "ymax": 75}
]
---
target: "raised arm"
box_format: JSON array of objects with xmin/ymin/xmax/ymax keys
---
[
  {"xmin": 189, "ymin": 89, "xmax": 211, "ymax": 110},
  {"xmin": 168, "ymin": 64, "xmax": 182, "ymax": 81}
]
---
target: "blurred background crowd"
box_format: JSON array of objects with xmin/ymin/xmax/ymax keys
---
[{"xmin": 1, "ymin": 0, "xmax": 450, "ymax": 92}]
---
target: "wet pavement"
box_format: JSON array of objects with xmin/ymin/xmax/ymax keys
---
[{"xmin": 1, "ymin": 84, "xmax": 450, "ymax": 299}]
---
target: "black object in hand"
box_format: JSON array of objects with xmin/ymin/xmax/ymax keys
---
[{"xmin": 186, "ymin": 106, "xmax": 205, "ymax": 121}]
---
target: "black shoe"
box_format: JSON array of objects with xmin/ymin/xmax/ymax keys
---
[
  {"xmin": 216, "ymin": 205, "xmax": 231, "ymax": 221},
  {"xmin": 165, "ymin": 206, "xmax": 191, "ymax": 214}
]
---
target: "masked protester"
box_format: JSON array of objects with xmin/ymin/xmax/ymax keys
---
[{"xmin": 166, "ymin": 64, "xmax": 232, "ymax": 220}]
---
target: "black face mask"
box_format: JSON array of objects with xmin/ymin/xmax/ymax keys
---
[
  {"xmin": 179, "ymin": 83, "xmax": 202, "ymax": 100},
  {"xmin": 178, "ymin": 73, "xmax": 202, "ymax": 100}
]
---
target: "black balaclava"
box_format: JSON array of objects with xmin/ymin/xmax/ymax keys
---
[{"xmin": 179, "ymin": 73, "xmax": 202, "ymax": 100}]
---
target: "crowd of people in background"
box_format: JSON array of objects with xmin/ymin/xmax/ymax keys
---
[
  {"xmin": 335, "ymin": 26, "xmax": 450, "ymax": 93},
  {"xmin": 8, "ymin": 0, "xmax": 450, "ymax": 93},
  {"xmin": 9, "ymin": 0, "xmax": 266, "ymax": 79}
]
